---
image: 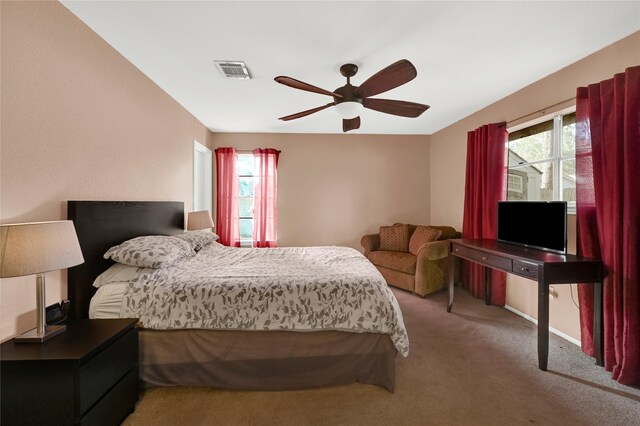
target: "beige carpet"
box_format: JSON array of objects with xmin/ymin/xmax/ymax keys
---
[{"xmin": 123, "ymin": 288, "xmax": 640, "ymax": 426}]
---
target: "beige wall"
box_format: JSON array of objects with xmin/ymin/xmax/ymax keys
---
[
  {"xmin": 2, "ymin": 2, "xmax": 636, "ymax": 345},
  {"xmin": 0, "ymin": 1, "xmax": 212, "ymax": 340},
  {"xmin": 430, "ymin": 31, "xmax": 640, "ymax": 341},
  {"xmin": 210, "ymin": 133, "xmax": 430, "ymax": 250}
]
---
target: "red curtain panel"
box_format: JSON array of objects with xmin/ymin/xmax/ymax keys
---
[
  {"xmin": 215, "ymin": 147, "xmax": 241, "ymax": 247},
  {"xmin": 576, "ymin": 66, "xmax": 640, "ymax": 385},
  {"xmin": 462, "ymin": 123, "xmax": 508, "ymax": 305},
  {"xmin": 252, "ymin": 148, "xmax": 280, "ymax": 248}
]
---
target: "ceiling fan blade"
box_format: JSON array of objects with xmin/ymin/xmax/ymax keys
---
[
  {"xmin": 278, "ymin": 102, "xmax": 335, "ymax": 121},
  {"xmin": 274, "ymin": 76, "xmax": 342, "ymax": 98},
  {"xmin": 354, "ymin": 60, "xmax": 417, "ymax": 98},
  {"xmin": 343, "ymin": 117, "xmax": 360, "ymax": 132},
  {"xmin": 363, "ymin": 98, "xmax": 430, "ymax": 118}
]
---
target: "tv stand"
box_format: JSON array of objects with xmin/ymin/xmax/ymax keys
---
[{"xmin": 447, "ymin": 239, "xmax": 603, "ymax": 371}]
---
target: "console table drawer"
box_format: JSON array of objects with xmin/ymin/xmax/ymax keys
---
[
  {"xmin": 513, "ymin": 260, "xmax": 539, "ymax": 279},
  {"xmin": 452, "ymin": 245, "xmax": 512, "ymax": 270}
]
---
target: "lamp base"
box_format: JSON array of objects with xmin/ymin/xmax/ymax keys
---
[{"xmin": 15, "ymin": 324, "xmax": 66, "ymax": 343}]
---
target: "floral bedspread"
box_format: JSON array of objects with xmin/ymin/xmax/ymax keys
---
[{"xmin": 121, "ymin": 244, "xmax": 409, "ymax": 356}]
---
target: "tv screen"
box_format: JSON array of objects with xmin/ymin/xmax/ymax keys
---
[{"xmin": 497, "ymin": 201, "xmax": 567, "ymax": 253}]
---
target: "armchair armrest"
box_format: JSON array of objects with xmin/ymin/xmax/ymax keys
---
[
  {"xmin": 361, "ymin": 233, "xmax": 380, "ymax": 257},
  {"xmin": 416, "ymin": 239, "xmax": 450, "ymax": 261},
  {"xmin": 414, "ymin": 240, "xmax": 452, "ymax": 297}
]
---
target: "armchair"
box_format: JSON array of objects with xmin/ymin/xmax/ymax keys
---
[{"xmin": 361, "ymin": 224, "xmax": 461, "ymax": 297}]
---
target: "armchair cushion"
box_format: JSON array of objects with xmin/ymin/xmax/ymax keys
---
[
  {"xmin": 368, "ymin": 250, "xmax": 417, "ymax": 275},
  {"xmin": 379, "ymin": 224, "xmax": 410, "ymax": 252},
  {"xmin": 409, "ymin": 226, "xmax": 442, "ymax": 255}
]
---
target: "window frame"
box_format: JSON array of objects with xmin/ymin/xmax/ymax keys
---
[{"xmin": 507, "ymin": 107, "xmax": 576, "ymax": 214}]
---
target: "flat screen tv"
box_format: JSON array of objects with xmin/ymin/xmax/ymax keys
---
[{"xmin": 497, "ymin": 201, "xmax": 567, "ymax": 254}]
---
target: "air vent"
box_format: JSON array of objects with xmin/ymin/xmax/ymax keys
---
[{"xmin": 214, "ymin": 61, "xmax": 251, "ymax": 79}]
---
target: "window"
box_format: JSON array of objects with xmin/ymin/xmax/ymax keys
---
[
  {"xmin": 507, "ymin": 173, "xmax": 524, "ymax": 193},
  {"xmin": 507, "ymin": 112, "xmax": 576, "ymax": 211},
  {"xmin": 237, "ymin": 153, "xmax": 254, "ymax": 246}
]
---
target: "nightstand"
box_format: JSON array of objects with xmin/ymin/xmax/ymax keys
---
[{"xmin": 1, "ymin": 319, "xmax": 139, "ymax": 426}]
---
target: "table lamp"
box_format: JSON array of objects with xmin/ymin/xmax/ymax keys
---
[
  {"xmin": 187, "ymin": 210, "xmax": 214, "ymax": 231},
  {"xmin": 0, "ymin": 220, "xmax": 84, "ymax": 342}
]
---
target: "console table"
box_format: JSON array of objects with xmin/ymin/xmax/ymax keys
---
[{"xmin": 447, "ymin": 238, "xmax": 603, "ymax": 371}]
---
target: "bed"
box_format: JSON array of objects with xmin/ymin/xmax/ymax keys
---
[{"xmin": 67, "ymin": 201, "xmax": 408, "ymax": 391}]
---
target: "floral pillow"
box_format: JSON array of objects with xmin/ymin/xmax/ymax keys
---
[
  {"xmin": 104, "ymin": 235, "xmax": 194, "ymax": 268},
  {"xmin": 409, "ymin": 226, "xmax": 442, "ymax": 255},
  {"xmin": 173, "ymin": 230, "xmax": 219, "ymax": 251},
  {"xmin": 379, "ymin": 224, "xmax": 411, "ymax": 252}
]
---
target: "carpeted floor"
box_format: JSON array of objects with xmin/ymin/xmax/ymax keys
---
[{"xmin": 123, "ymin": 288, "xmax": 640, "ymax": 426}]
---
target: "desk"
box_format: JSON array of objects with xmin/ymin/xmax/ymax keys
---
[{"xmin": 447, "ymin": 239, "xmax": 603, "ymax": 371}]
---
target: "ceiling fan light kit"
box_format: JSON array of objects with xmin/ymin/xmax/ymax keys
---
[
  {"xmin": 335, "ymin": 101, "xmax": 363, "ymax": 119},
  {"xmin": 275, "ymin": 59, "xmax": 429, "ymax": 132}
]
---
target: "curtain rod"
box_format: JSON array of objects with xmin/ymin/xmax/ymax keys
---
[
  {"xmin": 221, "ymin": 149, "xmax": 282, "ymax": 154},
  {"xmin": 506, "ymin": 97, "xmax": 576, "ymax": 126}
]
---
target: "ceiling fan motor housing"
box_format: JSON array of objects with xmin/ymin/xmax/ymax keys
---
[{"xmin": 333, "ymin": 85, "xmax": 363, "ymax": 105}]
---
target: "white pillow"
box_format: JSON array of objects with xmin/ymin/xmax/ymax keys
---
[
  {"xmin": 104, "ymin": 235, "xmax": 194, "ymax": 268},
  {"xmin": 93, "ymin": 263, "xmax": 150, "ymax": 288},
  {"xmin": 173, "ymin": 230, "xmax": 219, "ymax": 251}
]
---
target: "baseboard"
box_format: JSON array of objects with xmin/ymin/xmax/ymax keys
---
[{"xmin": 503, "ymin": 305, "xmax": 581, "ymax": 347}]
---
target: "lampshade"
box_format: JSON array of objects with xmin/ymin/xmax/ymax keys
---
[
  {"xmin": 187, "ymin": 210, "xmax": 214, "ymax": 231},
  {"xmin": 0, "ymin": 221, "xmax": 84, "ymax": 278},
  {"xmin": 335, "ymin": 101, "xmax": 364, "ymax": 119}
]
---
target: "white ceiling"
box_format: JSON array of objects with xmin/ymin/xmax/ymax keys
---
[{"xmin": 61, "ymin": 1, "xmax": 639, "ymax": 135}]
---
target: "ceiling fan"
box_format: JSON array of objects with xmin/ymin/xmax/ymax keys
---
[{"xmin": 274, "ymin": 59, "xmax": 430, "ymax": 132}]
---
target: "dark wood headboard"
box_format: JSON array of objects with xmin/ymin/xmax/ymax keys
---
[{"xmin": 67, "ymin": 201, "xmax": 184, "ymax": 320}]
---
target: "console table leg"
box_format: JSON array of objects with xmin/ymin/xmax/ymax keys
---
[
  {"xmin": 538, "ymin": 278, "xmax": 549, "ymax": 371},
  {"xmin": 593, "ymin": 280, "xmax": 604, "ymax": 366},
  {"xmin": 447, "ymin": 253, "xmax": 455, "ymax": 313},
  {"xmin": 485, "ymin": 266, "xmax": 492, "ymax": 305}
]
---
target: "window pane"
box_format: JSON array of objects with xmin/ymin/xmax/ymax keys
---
[
  {"xmin": 562, "ymin": 113, "xmax": 576, "ymax": 157},
  {"xmin": 507, "ymin": 161, "xmax": 554, "ymax": 201},
  {"xmin": 508, "ymin": 133, "xmax": 553, "ymax": 164},
  {"xmin": 239, "ymin": 177, "xmax": 254, "ymax": 196},
  {"xmin": 240, "ymin": 219, "xmax": 253, "ymax": 239},
  {"xmin": 239, "ymin": 197, "xmax": 254, "ymax": 218},
  {"xmin": 561, "ymin": 158, "xmax": 576, "ymax": 202},
  {"xmin": 237, "ymin": 154, "xmax": 254, "ymax": 176}
]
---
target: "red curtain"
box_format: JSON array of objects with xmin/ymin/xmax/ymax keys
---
[
  {"xmin": 215, "ymin": 147, "xmax": 240, "ymax": 247},
  {"xmin": 253, "ymin": 148, "xmax": 280, "ymax": 248},
  {"xmin": 575, "ymin": 66, "xmax": 640, "ymax": 385},
  {"xmin": 462, "ymin": 123, "xmax": 508, "ymax": 305}
]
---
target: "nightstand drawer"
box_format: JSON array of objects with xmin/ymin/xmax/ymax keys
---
[
  {"xmin": 513, "ymin": 259, "xmax": 539, "ymax": 279},
  {"xmin": 80, "ymin": 368, "xmax": 139, "ymax": 426},
  {"xmin": 78, "ymin": 327, "xmax": 138, "ymax": 415},
  {"xmin": 452, "ymin": 244, "xmax": 512, "ymax": 271}
]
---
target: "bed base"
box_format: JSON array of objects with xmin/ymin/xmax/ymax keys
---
[{"xmin": 140, "ymin": 329, "xmax": 395, "ymax": 391}]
